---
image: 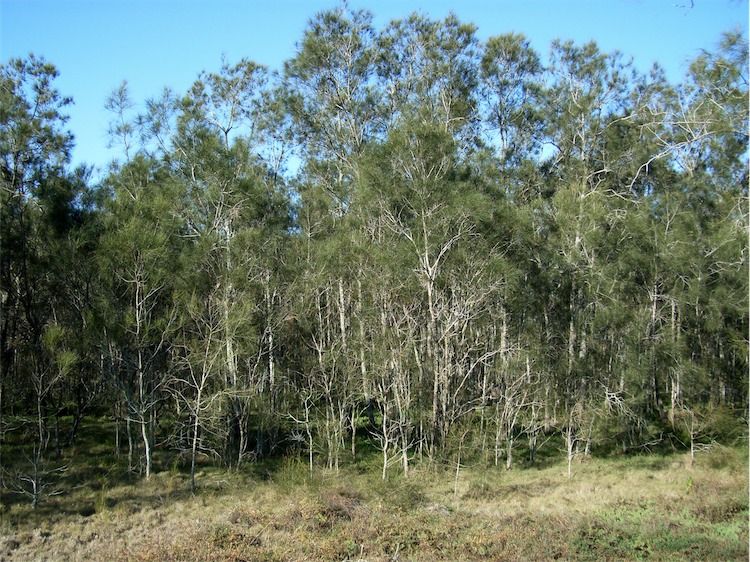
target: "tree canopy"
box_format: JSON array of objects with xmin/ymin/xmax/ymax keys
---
[{"xmin": 0, "ymin": 8, "xmax": 746, "ymax": 500}]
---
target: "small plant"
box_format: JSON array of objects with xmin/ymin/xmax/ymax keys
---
[
  {"xmin": 684, "ymin": 476, "xmax": 694, "ymax": 494},
  {"xmin": 462, "ymin": 479, "xmax": 499, "ymax": 500},
  {"xmin": 5, "ymin": 445, "xmax": 66, "ymax": 509},
  {"xmin": 343, "ymin": 538, "xmax": 361, "ymax": 558},
  {"xmin": 381, "ymin": 479, "xmax": 427, "ymax": 511}
]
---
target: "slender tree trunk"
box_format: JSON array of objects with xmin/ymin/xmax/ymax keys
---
[
  {"xmin": 338, "ymin": 278, "xmax": 347, "ymax": 352},
  {"xmin": 688, "ymin": 411, "xmax": 696, "ymax": 469},
  {"xmin": 494, "ymin": 402, "xmax": 501, "ymax": 467},
  {"xmin": 350, "ymin": 405, "xmax": 356, "ymax": 458},
  {"xmin": 528, "ymin": 429, "xmax": 537, "ymax": 464},
  {"xmin": 568, "ymin": 281, "xmax": 577, "ymax": 380},
  {"xmin": 381, "ymin": 407, "xmax": 389, "ymax": 481},
  {"xmin": 141, "ymin": 416, "xmax": 151, "ymax": 479},
  {"xmin": 566, "ymin": 425, "xmax": 575, "ymax": 480},
  {"xmin": 440, "ymin": 336, "xmax": 450, "ymax": 446},
  {"xmin": 37, "ymin": 391, "xmax": 44, "ymax": 451},
  {"xmin": 265, "ymin": 280, "xmax": 276, "ymax": 409},
  {"xmin": 650, "ymin": 285, "xmax": 660, "ymax": 412},
  {"xmin": 356, "ymin": 277, "xmax": 369, "ymax": 417},
  {"xmin": 189, "ymin": 385, "xmax": 203, "ymax": 493},
  {"xmin": 137, "ymin": 352, "xmax": 151, "ymax": 479},
  {"xmin": 401, "ymin": 431, "xmax": 409, "ymax": 477},
  {"xmin": 428, "ymin": 283, "xmax": 438, "ymax": 453},
  {"xmin": 583, "ymin": 415, "xmax": 595, "ymax": 457},
  {"xmin": 480, "ymin": 357, "xmax": 488, "ymax": 459},
  {"xmin": 114, "ymin": 403, "xmax": 120, "ymax": 458},
  {"xmin": 149, "ymin": 407, "xmax": 156, "ymax": 453},
  {"xmin": 224, "ymin": 226, "xmax": 237, "ymax": 388},
  {"xmin": 126, "ymin": 414, "xmax": 133, "ymax": 473},
  {"xmin": 453, "ymin": 430, "xmax": 468, "ymax": 497},
  {"xmin": 308, "ymin": 425, "xmax": 313, "ymax": 474},
  {"xmin": 505, "ymin": 435, "xmax": 513, "ymax": 470},
  {"xmin": 53, "ymin": 410, "xmax": 61, "ymax": 459},
  {"xmin": 237, "ymin": 403, "xmax": 248, "ymax": 468}
]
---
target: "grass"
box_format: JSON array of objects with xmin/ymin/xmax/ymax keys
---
[{"xmin": 0, "ymin": 420, "xmax": 747, "ymax": 561}]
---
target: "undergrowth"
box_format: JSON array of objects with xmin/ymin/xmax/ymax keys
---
[{"xmin": 0, "ymin": 421, "xmax": 747, "ymax": 561}]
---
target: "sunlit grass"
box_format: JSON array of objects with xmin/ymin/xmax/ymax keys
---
[{"xmin": 1, "ymin": 421, "xmax": 747, "ymax": 561}]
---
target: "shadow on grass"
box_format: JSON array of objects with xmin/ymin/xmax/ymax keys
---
[{"xmin": 573, "ymin": 508, "xmax": 748, "ymax": 562}]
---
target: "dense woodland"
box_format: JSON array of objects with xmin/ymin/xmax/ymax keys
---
[{"xmin": 1, "ymin": 7, "xmax": 747, "ymax": 504}]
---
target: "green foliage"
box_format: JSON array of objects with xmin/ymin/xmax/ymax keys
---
[{"xmin": 0, "ymin": 15, "xmax": 746, "ymax": 502}]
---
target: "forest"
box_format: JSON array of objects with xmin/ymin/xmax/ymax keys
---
[{"xmin": 1, "ymin": 5, "xmax": 747, "ymax": 522}]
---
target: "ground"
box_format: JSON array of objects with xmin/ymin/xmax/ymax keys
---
[{"xmin": 0, "ymin": 423, "xmax": 747, "ymax": 561}]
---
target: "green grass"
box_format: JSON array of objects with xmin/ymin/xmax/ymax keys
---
[{"xmin": 0, "ymin": 418, "xmax": 747, "ymax": 561}]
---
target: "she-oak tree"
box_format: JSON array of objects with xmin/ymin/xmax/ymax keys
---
[{"xmin": 0, "ymin": 8, "xmax": 746, "ymax": 500}]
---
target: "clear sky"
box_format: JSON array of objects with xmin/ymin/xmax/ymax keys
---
[{"xmin": 1, "ymin": 0, "xmax": 747, "ymax": 174}]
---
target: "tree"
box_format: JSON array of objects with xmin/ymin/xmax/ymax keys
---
[
  {"xmin": 0, "ymin": 55, "xmax": 92, "ymax": 489},
  {"xmin": 98, "ymin": 156, "xmax": 181, "ymax": 479},
  {"xmin": 1, "ymin": 20, "xmax": 747, "ymax": 498},
  {"xmin": 283, "ymin": 5, "xmax": 381, "ymax": 214}
]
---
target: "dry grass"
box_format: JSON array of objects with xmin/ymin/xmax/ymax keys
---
[{"xmin": 0, "ymin": 446, "xmax": 747, "ymax": 561}]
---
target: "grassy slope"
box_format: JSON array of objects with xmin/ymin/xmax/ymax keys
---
[{"xmin": 0, "ymin": 422, "xmax": 747, "ymax": 561}]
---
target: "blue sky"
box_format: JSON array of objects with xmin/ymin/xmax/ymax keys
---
[{"xmin": 1, "ymin": 0, "xmax": 747, "ymax": 174}]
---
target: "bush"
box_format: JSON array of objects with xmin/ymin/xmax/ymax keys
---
[
  {"xmin": 703, "ymin": 444, "xmax": 745, "ymax": 470},
  {"xmin": 702, "ymin": 406, "xmax": 747, "ymax": 444},
  {"xmin": 315, "ymin": 489, "xmax": 362, "ymax": 528}
]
